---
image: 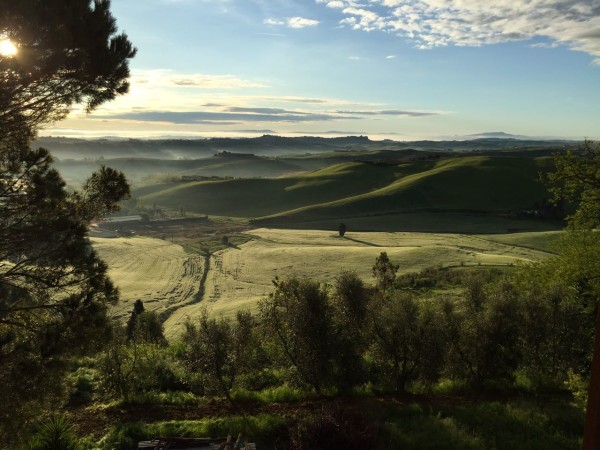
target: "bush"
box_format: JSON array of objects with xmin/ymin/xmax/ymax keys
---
[{"xmin": 28, "ymin": 416, "xmax": 81, "ymax": 450}]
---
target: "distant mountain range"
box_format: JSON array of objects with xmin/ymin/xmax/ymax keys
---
[{"xmin": 35, "ymin": 134, "xmax": 579, "ymax": 162}]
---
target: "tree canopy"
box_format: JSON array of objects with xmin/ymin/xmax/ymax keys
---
[
  {"xmin": 0, "ymin": 0, "xmax": 135, "ymax": 440},
  {"xmin": 547, "ymin": 140, "xmax": 600, "ymax": 230},
  {"xmin": 0, "ymin": 0, "xmax": 136, "ymax": 138}
]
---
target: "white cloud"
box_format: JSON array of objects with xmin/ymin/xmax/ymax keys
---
[
  {"xmin": 76, "ymin": 70, "xmax": 271, "ymax": 117},
  {"xmin": 132, "ymin": 69, "xmax": 268, "ymax": 89},
  {"xmin": 326, "ymin": 1, "xmax": 345, "ymax": 8},
  {"xmin": 287, "ymin": 17, "xmax": 320, "ymax": 28},
  {"xmin": 264, "ymin": 18, "xmax": 285, "ymax": 26},
  {"xmin": 266, "ymin": 17, "xmax": 320, "ymax": 29},
  {"xmin": 342, "ymin": 6, "xmax": 387, "ymax": 31},
  {"xmin": 386, "ymin": 54, "xmax": 396, "ymax": 59},
  {"xmin": 319, "ymin": 0, "xmax": 600, "ymax": 63}
]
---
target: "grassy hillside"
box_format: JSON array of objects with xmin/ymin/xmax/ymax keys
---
[
  {"xmin": 163, "ymin": 228, "xmax": 552, "ymax": 334},
  {"xmin": 136, "ymin": 161, "xmax": 404, "ymax": 217},
  {"xmin": 135, "ymin": 156, "xmax": 557, "ymax": 228},
  {"xmin": 56, "ymin": 153, "xmax": 306, "ymax": 183},
  {"xmin": 261, "ymin": 156, "xmax": 552, "ymax": 223},
  {"xmin": 91, "ymin": 236, "xmax": 204, "ymax": 322}
]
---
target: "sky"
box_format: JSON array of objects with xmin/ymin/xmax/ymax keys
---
[{"xmin": 46, "ymin": 0, "xmax": 600, "ymax": 141}]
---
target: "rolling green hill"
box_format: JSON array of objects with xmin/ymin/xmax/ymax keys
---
[
  {"xmin": 56, "ymin": 153, "xmax": 306, "ymax": 183},
  {"xmin": 56, "ymin": 148, "xmax": 444, "ymax": 183},
  {"xmin": 134, "ymin": 156, "xmax": 558, "ymax": 228}
]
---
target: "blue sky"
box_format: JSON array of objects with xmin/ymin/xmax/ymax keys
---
[{"xmin": 48, "ymin": 0, "xmax": 600, "ymax": 140}]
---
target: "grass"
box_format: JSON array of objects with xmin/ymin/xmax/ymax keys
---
[
  {"xmin": 380, "ymin": 399, "xmax": 582, "ymax": 450},
  {"xmin": 135, "ymin": 156, "xmax": 557, "ymax": 225},
  {"xmin": 91, "ymin": 236, "xmax": 204, "ymax": 322},
  {"xmin": 94, "ymin": 415, "xmax": 287, "ymax": 450},
  {"xmin": 136, "ymin": 161, "xmax": 402, "ymax": 218},
  {"xmin": 120, "ymin": 391, "xmax": 201, "ymax": 406},
  {"xmin": 259, "ymin": 211, "xmax": 561, "ymax": 234},
  {"xmin": 260, "ymin": 156, "xmax": 553, "ymax": 223},
  {"xmin": 231, "ymin": 385, "xmax": 307, "ymax": 403},
  {"xmin": 88, "ymin": 398, "xmax": 583, "ymax": 450},
  {"xmin": 90, "ymin": 229, "xmax": 556, "ymax": 335},
  {"xmin": 58, "ymin": 154, "xmax": 307, "ymax": 183},
  {"xmin": 162, "ymin": 228, "xmax": 552, "ymax": 331},
  {"xmin": 480, "ymin": 230, "xmax": 563, "ymax": 253}
]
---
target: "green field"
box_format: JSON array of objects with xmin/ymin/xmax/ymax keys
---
[
  {"xmin": 134, "ymin": 156, "xmax": 557, "ymax": 228},
  {"xmin": 91, "ymin": 237, "xmax": 204, "ymax": 324},
  {"xmin": 161, "ymin": 228, "xmax": 554, "ymax": 335},
  {"xmin": 93, "ymin": 229, "xmax": 557, "ymax": 337}
]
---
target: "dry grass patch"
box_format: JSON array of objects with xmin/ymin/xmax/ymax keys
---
[
  {"xmin": 163, "ymin": 228, "xmax": 550, "ymax": 334},
  {"xmin": 91, "ymin": 236, "xmax": 203, "ymax": 324}
]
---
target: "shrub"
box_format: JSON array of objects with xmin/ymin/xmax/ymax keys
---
[{"xmin": 28, "ymin": 416, "xmax": 81, "ymax": 450}]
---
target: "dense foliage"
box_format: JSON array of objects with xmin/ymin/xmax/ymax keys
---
[
  {"xmin": 83, "ymin": 264, "xmax": 592, "ymax": 406},
  {"xmin": 0, "ymin": 0, "xmax": 135, "ymax": 441}
]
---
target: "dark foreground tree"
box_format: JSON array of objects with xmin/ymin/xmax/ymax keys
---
[
  {"xmin": 372, "ymin": 251, "xmax": 399, "ymax": 295},
  {"xmin": 546, "ymin": 141, "xmax": 600, "ymax": 448},
  {"xmin": 547, "ymin": 140, "xmax": 600, "ymax": 229},
  {"xmin": 182, "ymin": 309, "xmax": 259, "ymax": 400},
  {"xmin": 330, "ymin": 271, "xmax": 369, "ymax": 391},
  {"xmin": 0, "ymin": 154, "xmax": 130, "ymax": 436},
  {"xmin": 0, "ymin": 0, "xmax": 135, "ymax": 441},
  {"xmin": 0, "ymin": 0, "xmax": 137, "ymax": 137},
  {"xmin": 260, "ymin": 278, "xmax": 335, "ymax": 393}
]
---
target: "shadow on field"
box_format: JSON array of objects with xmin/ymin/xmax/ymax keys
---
[{"xmin": 343, "ymin": 236, "xmax": 383, "ymax": 247}]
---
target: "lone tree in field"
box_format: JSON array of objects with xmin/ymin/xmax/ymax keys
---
[
  {"xmin": 0, "ymin": 0, "xmax": 135, "ymax": 440},
  {"xmin": 338, "ymin": 222, "xmax": 347, "ymax": 237}
]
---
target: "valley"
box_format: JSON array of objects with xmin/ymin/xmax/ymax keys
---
[{"xmin": 92, "ymin": 227, "xmax": 558, "ymax": 338}]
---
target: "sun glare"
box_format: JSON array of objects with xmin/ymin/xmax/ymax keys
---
[{"xmin": 0, "ymin": 39, "xmax": 17, "ymax": 57}]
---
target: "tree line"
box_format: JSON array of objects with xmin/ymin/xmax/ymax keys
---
[{"xmin": 95, "ymin": 250, "xmax": 594, "ymax": 405}]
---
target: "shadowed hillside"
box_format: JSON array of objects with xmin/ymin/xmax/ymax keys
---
[{"xmin": 134, "ymin": 156, "xmax": 558, "ymax": 227}]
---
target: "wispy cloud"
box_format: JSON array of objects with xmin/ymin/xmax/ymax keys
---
[
  {"xmin": 96, "ymin": 110, "xmax": 357, "ymax": 124},
  {"xmin": 264, "ymin": 16, "xmax": 319, "ymax": 29},
  {"xmin": 132, "ymin": 69, "xmax": 268, "ymax": 89},
  {"xmin": 318, "ymin": 0, "xmax": 600, "ymax": 64},
  {"xmin": 335, "ymin": 109, "xmax": 439, "ymax": 117},
  {"xmin": 95, "ymin": 106, "xmax": 440, "ymax": 125},
  {"xmin": 263, "ymin": 18, "xmax": 285, "ymax": 26}
]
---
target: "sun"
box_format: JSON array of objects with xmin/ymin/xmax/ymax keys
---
[{"xmin": 0, "ymin": 39, "xmax": 17, "ymax": 57}]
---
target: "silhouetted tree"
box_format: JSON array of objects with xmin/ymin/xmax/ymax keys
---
[
  {"xmin": 338, "ymin": 223, "xmax": 347, "ymax": 237},
  {"xmin": 0, "ymin": 0, "xmax": 135, "ymax": 440},
  {"xmin": 126, "ymin": 300, "xmax": 145, "ymax": 340},
  {"xmin": 125, "ymin": 301, "xmax": 166, "ymax": 345},
  {"xmin": 330, "ymin": 271, "xmax": 369, "ymax": 391},
  {"xmin": 0, "ymin": 0, "xmax": 136, "ymax": 138}
]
